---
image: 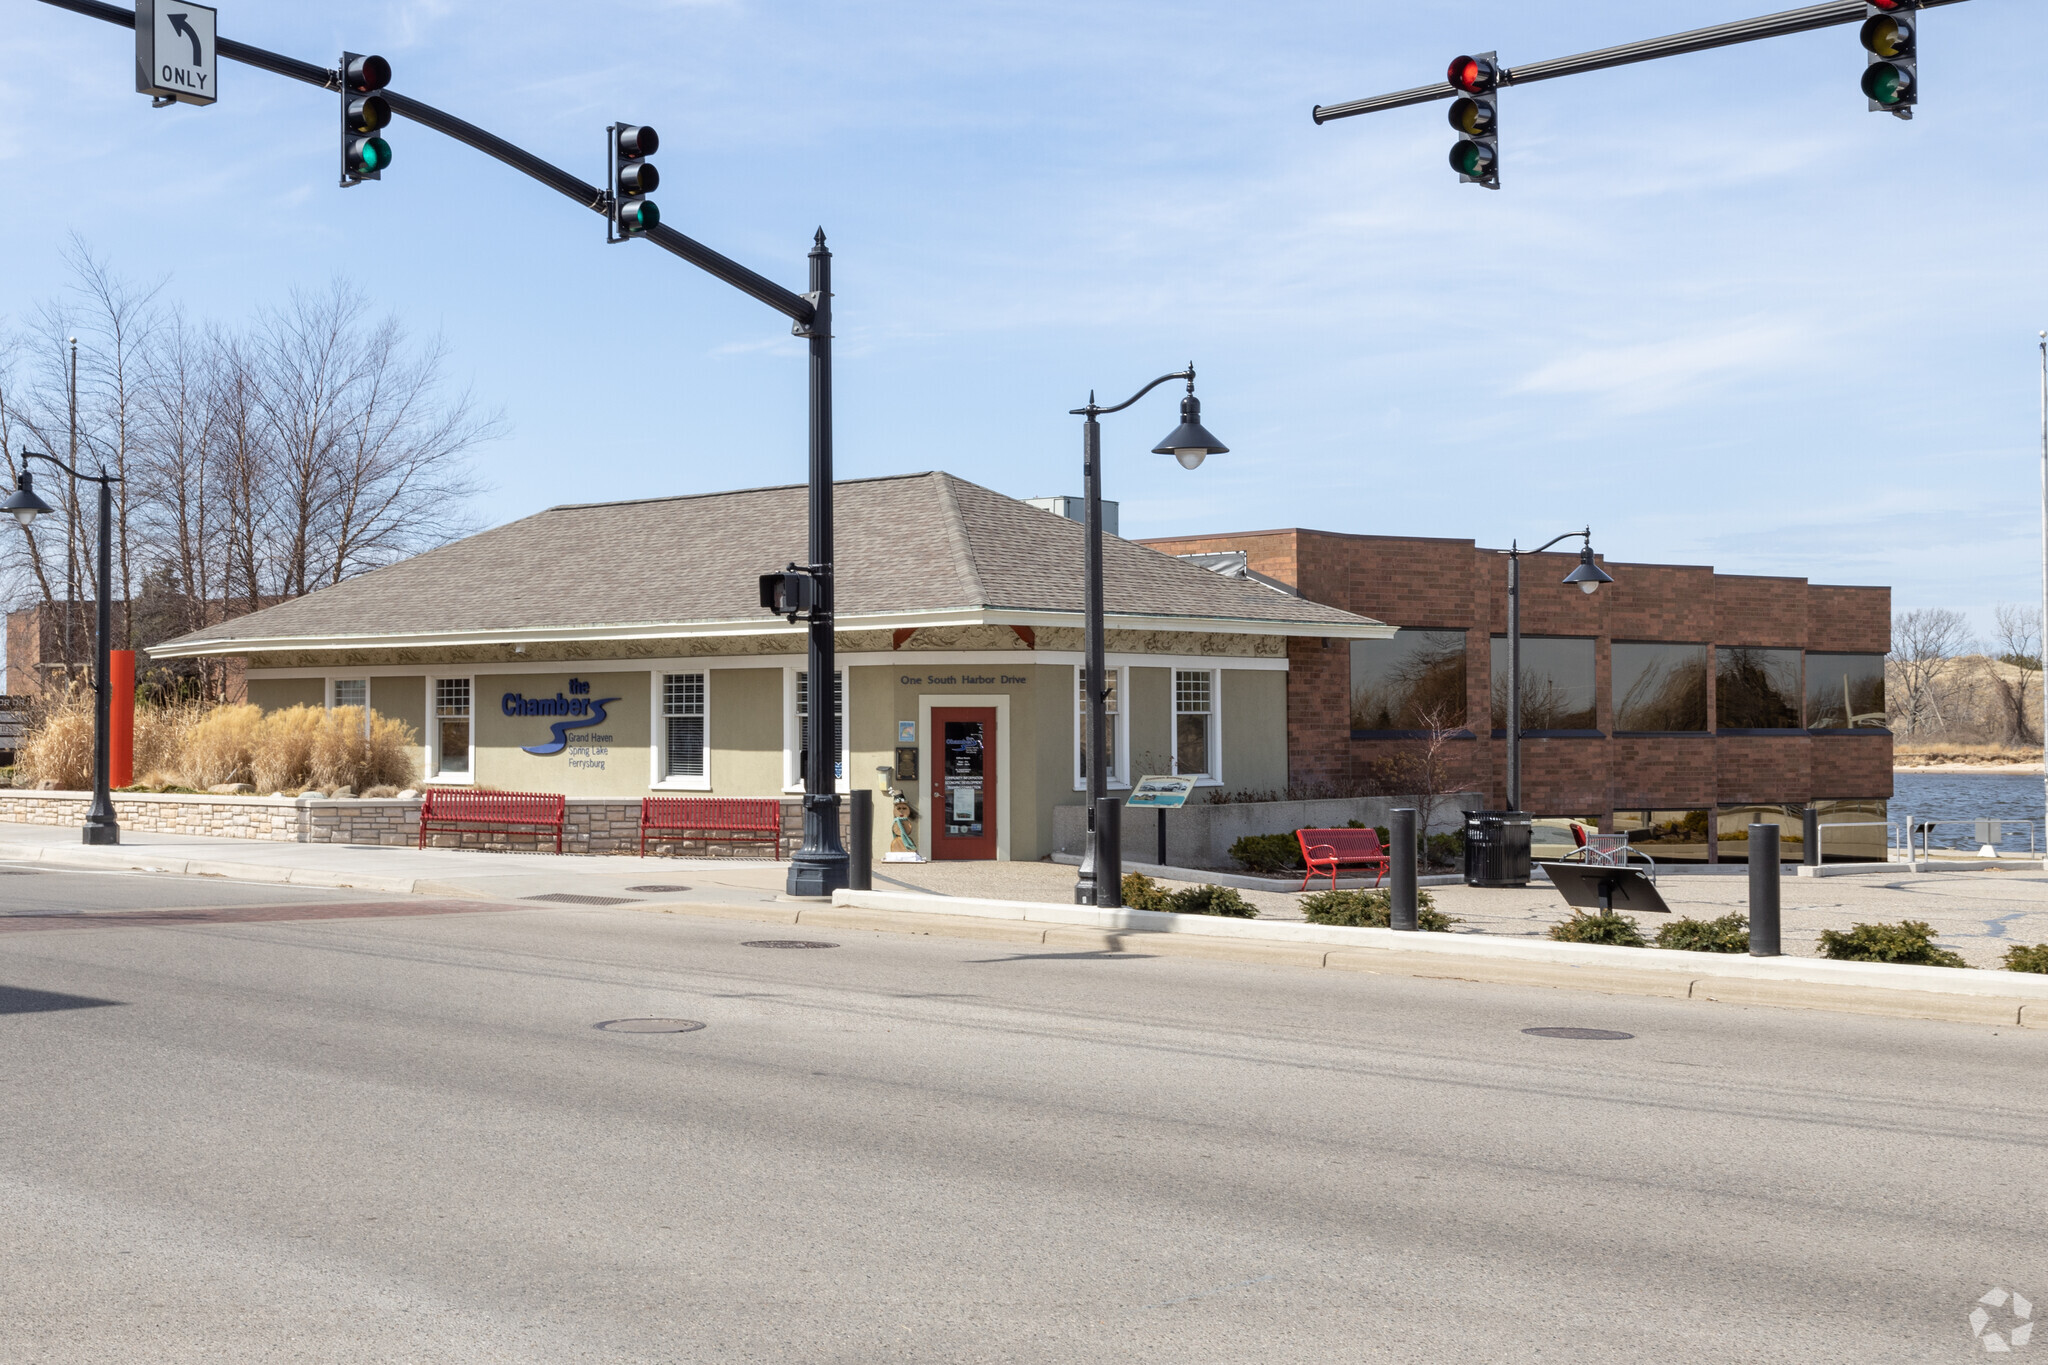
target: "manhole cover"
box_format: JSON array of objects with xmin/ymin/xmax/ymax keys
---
[
  {"xmin": 1523, "ymin": 1027, "xmax": 1635, "ymax": 1041},
  {"xmin": 627, "ymin": 884, "xmax": 691, "ymax": 893},
  {"xmin": 594, "ymin": 1018, "xmax": 706, "ymax": 1034},
  {"xmin": 742, "ymin": 940, "xmax": 840, "ymax": 950},
  {"xmin": 525, "ymin": 893, "xmax": 638, "ymax": 906}
]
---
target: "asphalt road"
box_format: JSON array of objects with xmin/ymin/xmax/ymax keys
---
[{"xmin": 1, "ymin": 868, "xmax": 2043, "ymax": 1363}]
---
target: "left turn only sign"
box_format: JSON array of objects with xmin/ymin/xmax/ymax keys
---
[{"xmin": 135, "ymin": 0, "xmax": 217, "ymax": 107}]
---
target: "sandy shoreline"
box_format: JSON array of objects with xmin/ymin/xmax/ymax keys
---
[{"xmin": 1896, "ymin": 765, "xmax": 2045, "ymax": 776}]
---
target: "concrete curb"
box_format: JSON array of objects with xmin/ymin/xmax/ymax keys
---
[
  {"xmin": 0, "ymin": 840, "xmax": 427, "ymax": 895},
  {"xmin": 806, "ymin": 888, "xmax": 2048, "ymax": 1027},
  {"xmin": 1045, "ymin": 852, "xmax": 1464, "ymax": 891}
]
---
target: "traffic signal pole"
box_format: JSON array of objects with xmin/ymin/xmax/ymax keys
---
[
  {"xmin": 35, "ymin": 0, "xmax": 849, "ymax": 894},
  {"xmin": 1313, "ymin": 0, "xmax": 1977, "ymax": 124}
]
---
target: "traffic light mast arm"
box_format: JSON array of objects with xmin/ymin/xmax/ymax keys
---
[
  {"xmin": 33, "ymin": 0, "xmax": 816, "ymax": 327},
  {"xmin": 1312, "ymin": 0, "xmax": 1975, "ymax": 123}
]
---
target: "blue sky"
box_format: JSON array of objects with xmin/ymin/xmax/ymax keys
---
[{"xmin": 2, "ymin": 0, "xmax": 2043, "ymax": 631}]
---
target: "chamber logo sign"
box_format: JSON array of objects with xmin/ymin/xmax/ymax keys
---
[{"xmin": 503, "ymin": 677, "xmax": 621, "ymax": 756}]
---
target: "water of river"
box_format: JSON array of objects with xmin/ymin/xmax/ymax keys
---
[{"xmin": 1891, "ymin": 771, "xmax": 2047, "ymax": 854}]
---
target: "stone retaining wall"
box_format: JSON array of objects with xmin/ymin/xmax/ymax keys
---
[{"xmin": 0, "ymin": 790, "xmax": 842, "ymax": 858}]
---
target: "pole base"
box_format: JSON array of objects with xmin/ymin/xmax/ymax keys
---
[
  {"xmin": 82, "ymin": 822, "xmax": 121, "ymax": 847},
  {"xmin": 786, "ymin": 849, "xmax": 849, "ymax": 898}
]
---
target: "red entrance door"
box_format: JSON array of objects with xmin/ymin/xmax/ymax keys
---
[{"xmin": 931, "ymin": 707, "xmax": 997, "ymax": 860}]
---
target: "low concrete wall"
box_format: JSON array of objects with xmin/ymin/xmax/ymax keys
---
[
  {"xmin": 1053, "ymin": 793, "xmax": 1484, "ymax": 869},
  {"xmin": 0, "ymin": 790, "xmax": 837, "ymax": 858}
]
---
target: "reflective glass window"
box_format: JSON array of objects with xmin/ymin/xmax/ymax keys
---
[
  {"xmin": 1612, "ymin": 643, "xmax": 1708, "ymax": 733},
  {"xmin": 1717, "ymin": 647, "xmax": 1802, "ymax": 729},
  {"xmin": 1490, "ymin": 636, "xmax": 1597, "ymax": 732},
  {"xmin": 1351, "ymin": 629, "xmax": 1467, "ymax": 732},
  {"xmin": 1805, "ymin": 653, "xmax": 1886, "ymax": 730}
]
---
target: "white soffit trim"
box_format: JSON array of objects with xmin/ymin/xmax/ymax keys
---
[
  {"xmin": 247, "ymin": 651, "xmax": 1292, "ymax": 679},
  {"xmin": 155, "ymin": 607, "xmax": 1391, "ymax": 659}
]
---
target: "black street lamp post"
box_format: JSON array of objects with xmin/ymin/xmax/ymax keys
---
[
  {"xmin": 1501, "ymin": 529, "xmax": 1612, "ymax": 812},
  {"xmin": 6, "ymin": 452, "xmax": 123, "ymax": 845},
  {"xmin": 1071, "ymin": 369, "xmax": 1228, "ymax": 907}
]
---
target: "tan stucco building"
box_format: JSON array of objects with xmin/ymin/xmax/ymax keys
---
[{"xmin": 151, "ymin": 473, "xmax": 1390, "ymax": 862}]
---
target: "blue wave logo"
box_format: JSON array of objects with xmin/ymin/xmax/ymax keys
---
[{"xmin": 518, "ymin": 696, "xmax": 620, "ymax": 756}]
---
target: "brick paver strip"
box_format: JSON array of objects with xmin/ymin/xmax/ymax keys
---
[{"xmin": 0, "ymin": 900, "xmax": 508, "ymax": 933}]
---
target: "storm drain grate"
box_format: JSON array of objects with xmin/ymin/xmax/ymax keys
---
[
  {"xmin": 627, "ymin": 884, "xmax": 691, "ymax": 893},
  {"xmin": 742, "ymin": 940, "xmax": 839, "ymax": 950},
  {"xmin": 525, "ymin": 893, "xmax": 638, "ymax": 906},
  {"xmin": 1523, "ymin": 1027, "xmax": 1635, "ymax": 1041},
  {"xmin": 594, "ymin": 1018, "xmax": 706, "ymax": 1034}
]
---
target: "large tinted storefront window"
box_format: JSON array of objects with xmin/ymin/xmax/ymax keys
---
[
  {"xmin": 1490, "ymin": 636, "xmax": 1597, "ymax": 732},
  {"xmin": 1805, "ymin": 653, "xmax": 1887, "ymax": 730},
  {"xmin": 1351, "ymin": 629, "xmax": 1467, "ymax": 732},
  {"xmin": 1717, "ymin": 647, "xmax": 1802, "ymax": 730},
  {"xmin": 1612, "ymin": 643, "xmax": 1708, "ymax": 732}
]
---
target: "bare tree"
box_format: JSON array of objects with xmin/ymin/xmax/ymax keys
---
[
  {"xmin": 1889, "ymin": 608, "xmax": 1972, "ymax": 738},
  {"xmin": 1987, "ymin": 602, "xmax": 2042, "ymax": 747}
]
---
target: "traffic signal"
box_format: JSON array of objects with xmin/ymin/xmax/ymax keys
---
[
  {"xmin": 608, "ymin": 124, "xmax": 661, "ymax": 240},
  {"xmin": 340, "ymin": 52, "xmax": 392, "ymax": 185},
  {"xmin": 1860, "ymin": 2, "xmax": 1917, "ymax": 119},
  {"xmin": 1447, "ymin": 52, "xmax": 1500, "ymax": 189},
  {"xmin": 759, "ymin": 567, "xmax": 817, "ymax": 623}
]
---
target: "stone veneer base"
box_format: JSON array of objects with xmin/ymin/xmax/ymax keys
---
[{"xmin": 0, "ymin": 791, "xmax": 834, "ymax": 858}]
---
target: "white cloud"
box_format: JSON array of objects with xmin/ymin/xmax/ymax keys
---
[{"xmin": 1512, "ymin": 320, "xmax": 1825, "ymax": 414}]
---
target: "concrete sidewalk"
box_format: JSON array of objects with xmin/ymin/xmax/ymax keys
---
[{"xmin": 0, "ymin": 822, "xmax": 792, "ymax": 909}]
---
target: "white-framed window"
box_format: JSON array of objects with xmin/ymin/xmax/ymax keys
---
[
  {"xmin": 430, "ymin": 676, "xmax": 473, "ymax": 781},
  {"xmin": 328, "ymin": 677, "xmax": 372, "ymax": 736},
  {"xmin": 785, "ymin": 669, "xmax": 849, "ymax": 792},
  {"xmin": 1173, "ymin": 668, "xmax": 1221, "ymax": 783},
  {"xmin": 1073, "ymin": 665, "xmax": 1129, "ymax": 790},
  {"xmin": 660, "ymin": 672, "xmax": 709, "ymax": 788}
]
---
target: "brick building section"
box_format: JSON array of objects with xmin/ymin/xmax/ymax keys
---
[
  {"xmin": 1141, "ymin": 529, "xmax": 1892, "ymax": 820},
  {"xmin": 5, "ymin": 602, "xmax": 248, "ymax": 700}
]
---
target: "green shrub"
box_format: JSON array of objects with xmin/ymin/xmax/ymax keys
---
[
  {"xmin": 1655, "ymin": 914, "xmax": 1750, "ymax": 954},
  {"xmin": 1228, "ymin": 832, "xmax": 1304, "ymax": 874},
  {"xmin": 1818, "ymin": 920, "xmax": 1968, "ymax": 968},
  {"xmin": 1426, "ymin": 831, "xmax": 1465, "ymax": 868},
  {"xmin": 1548, "ymin": 910, "xmax": 1647, "ymax": 947},
  {"xmin": 2004, "ymin": 943, "xmax": 2048, "ymax": 974},
  {"xmin": 1120, "ymin": 872, "xmax": 1172, "ymax": 912},
  {"xmin": 1169, "ymin": 884, "xmax": 1258, "ymax": 918},
  {"xmin": 1300, "ymin": 887, "xmax": 1460, "ymax": 932}
]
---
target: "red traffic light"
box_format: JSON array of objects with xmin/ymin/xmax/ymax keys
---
[
  {"xmin": 617, "ymin": 125, "xmax": 659, "ymax": 160},
  {"xmin": 346, "ymin": 54, "xmax": 391, "ymax": 93},
  {"xmin": 1867, "ymin": 0, "xmax": 1912, "ymax": 10},
  {"xmin": 1448, "ymin": 55, "xmax": 1499, "ymax": 95}
]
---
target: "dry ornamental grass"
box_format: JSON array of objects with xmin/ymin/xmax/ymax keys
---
[{"xmin": 17, "ymin": 700, "xmax": 418, "ymax": 794}]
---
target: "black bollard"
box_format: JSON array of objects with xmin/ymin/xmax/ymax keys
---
[
  {"xmin": 1096, "ymin": 797, "xmax": 1123, "ymax": 907},
  {"xmin": 1749, "ymin": 822, "xmax": 1781, "ymax": 957},
  {"xmin": 1390, "ymin": 808, "xmax": 1419, "ymax": 931},
  {"xmin": 1802, "ymin": 806, "xmax": 1820, "ymax": 867},
  {"xmin": 847, "ymin": 789, "xmax": 873, "ymax": 891}
]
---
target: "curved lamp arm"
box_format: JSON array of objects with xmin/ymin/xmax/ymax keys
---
[
  {"xmin": 21, "ymin": 449, "xmax": 121, "ymax": 485},
  {"xmin": 1504, "ymin": 527, "xmax": 1590, "ymax": 558},
  {"xmin": 1071, "ymin": 367, "xmax": 1195, "ymax": 417}
]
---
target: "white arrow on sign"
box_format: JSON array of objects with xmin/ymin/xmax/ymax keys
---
[{"xmin": 134, "ymin": 0, "xmax": 218, "ymax": 107}]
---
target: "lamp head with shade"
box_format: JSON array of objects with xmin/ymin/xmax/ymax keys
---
[
  {"xmin": 1151, "ymin": 382, "xmax": 1229, "ymax": 472},
  {"xmin": 1562, "ymin": 543, "xmax": 1614, "ymax": 595},
  {"xmin": 4, "ymin": 468, "xmax": 54, "ymax": 528}
]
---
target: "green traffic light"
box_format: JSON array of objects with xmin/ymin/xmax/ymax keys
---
[
  {"xmin": 1449, "ymin": 140, "xmax": 1494, "ymax": 179},
  {"xmin": 349, "ymin": 137, "xmax": 393, "ymax": 174},
  {"xmin": 620, "ymin": 199, "xmax": 660, "ymax": 234},
  {"xmin": 1861, "ymin": 61, "xmax": 1913, "ymax": 106}
]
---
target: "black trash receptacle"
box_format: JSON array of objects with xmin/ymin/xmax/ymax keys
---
[{"xmin": 1464, "ymin": 810, "xmax": 1533, "ymax": 888}]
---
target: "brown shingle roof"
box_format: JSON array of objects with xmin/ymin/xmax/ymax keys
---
[{"xmin": 153, "ymin": 472, "xmax": 1385, "ymax": 653}]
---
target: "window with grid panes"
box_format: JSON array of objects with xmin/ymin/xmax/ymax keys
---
[
  {"xmin": 434, "ymin": 678, "xmax": 471, "ymax": 775},
  {"xmin": 663, "ymin": 673, "xmax": 707, "ymax": 779},
  {"xmin": 1173, "ymin": 670, "xmax": 1214, "ymax": 778}
]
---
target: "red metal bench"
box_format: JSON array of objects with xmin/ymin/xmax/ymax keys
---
[
  {"xmin": 1295, "ymin": 827, "xmax": 1391, "ymax": 891},
  {"xmin": 640, "ymin": 797, "xmax": 785, "ymax": 859},
  {"xmin": 417, "ymin": 788, "xmax": 566, "ymax": 854}
]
